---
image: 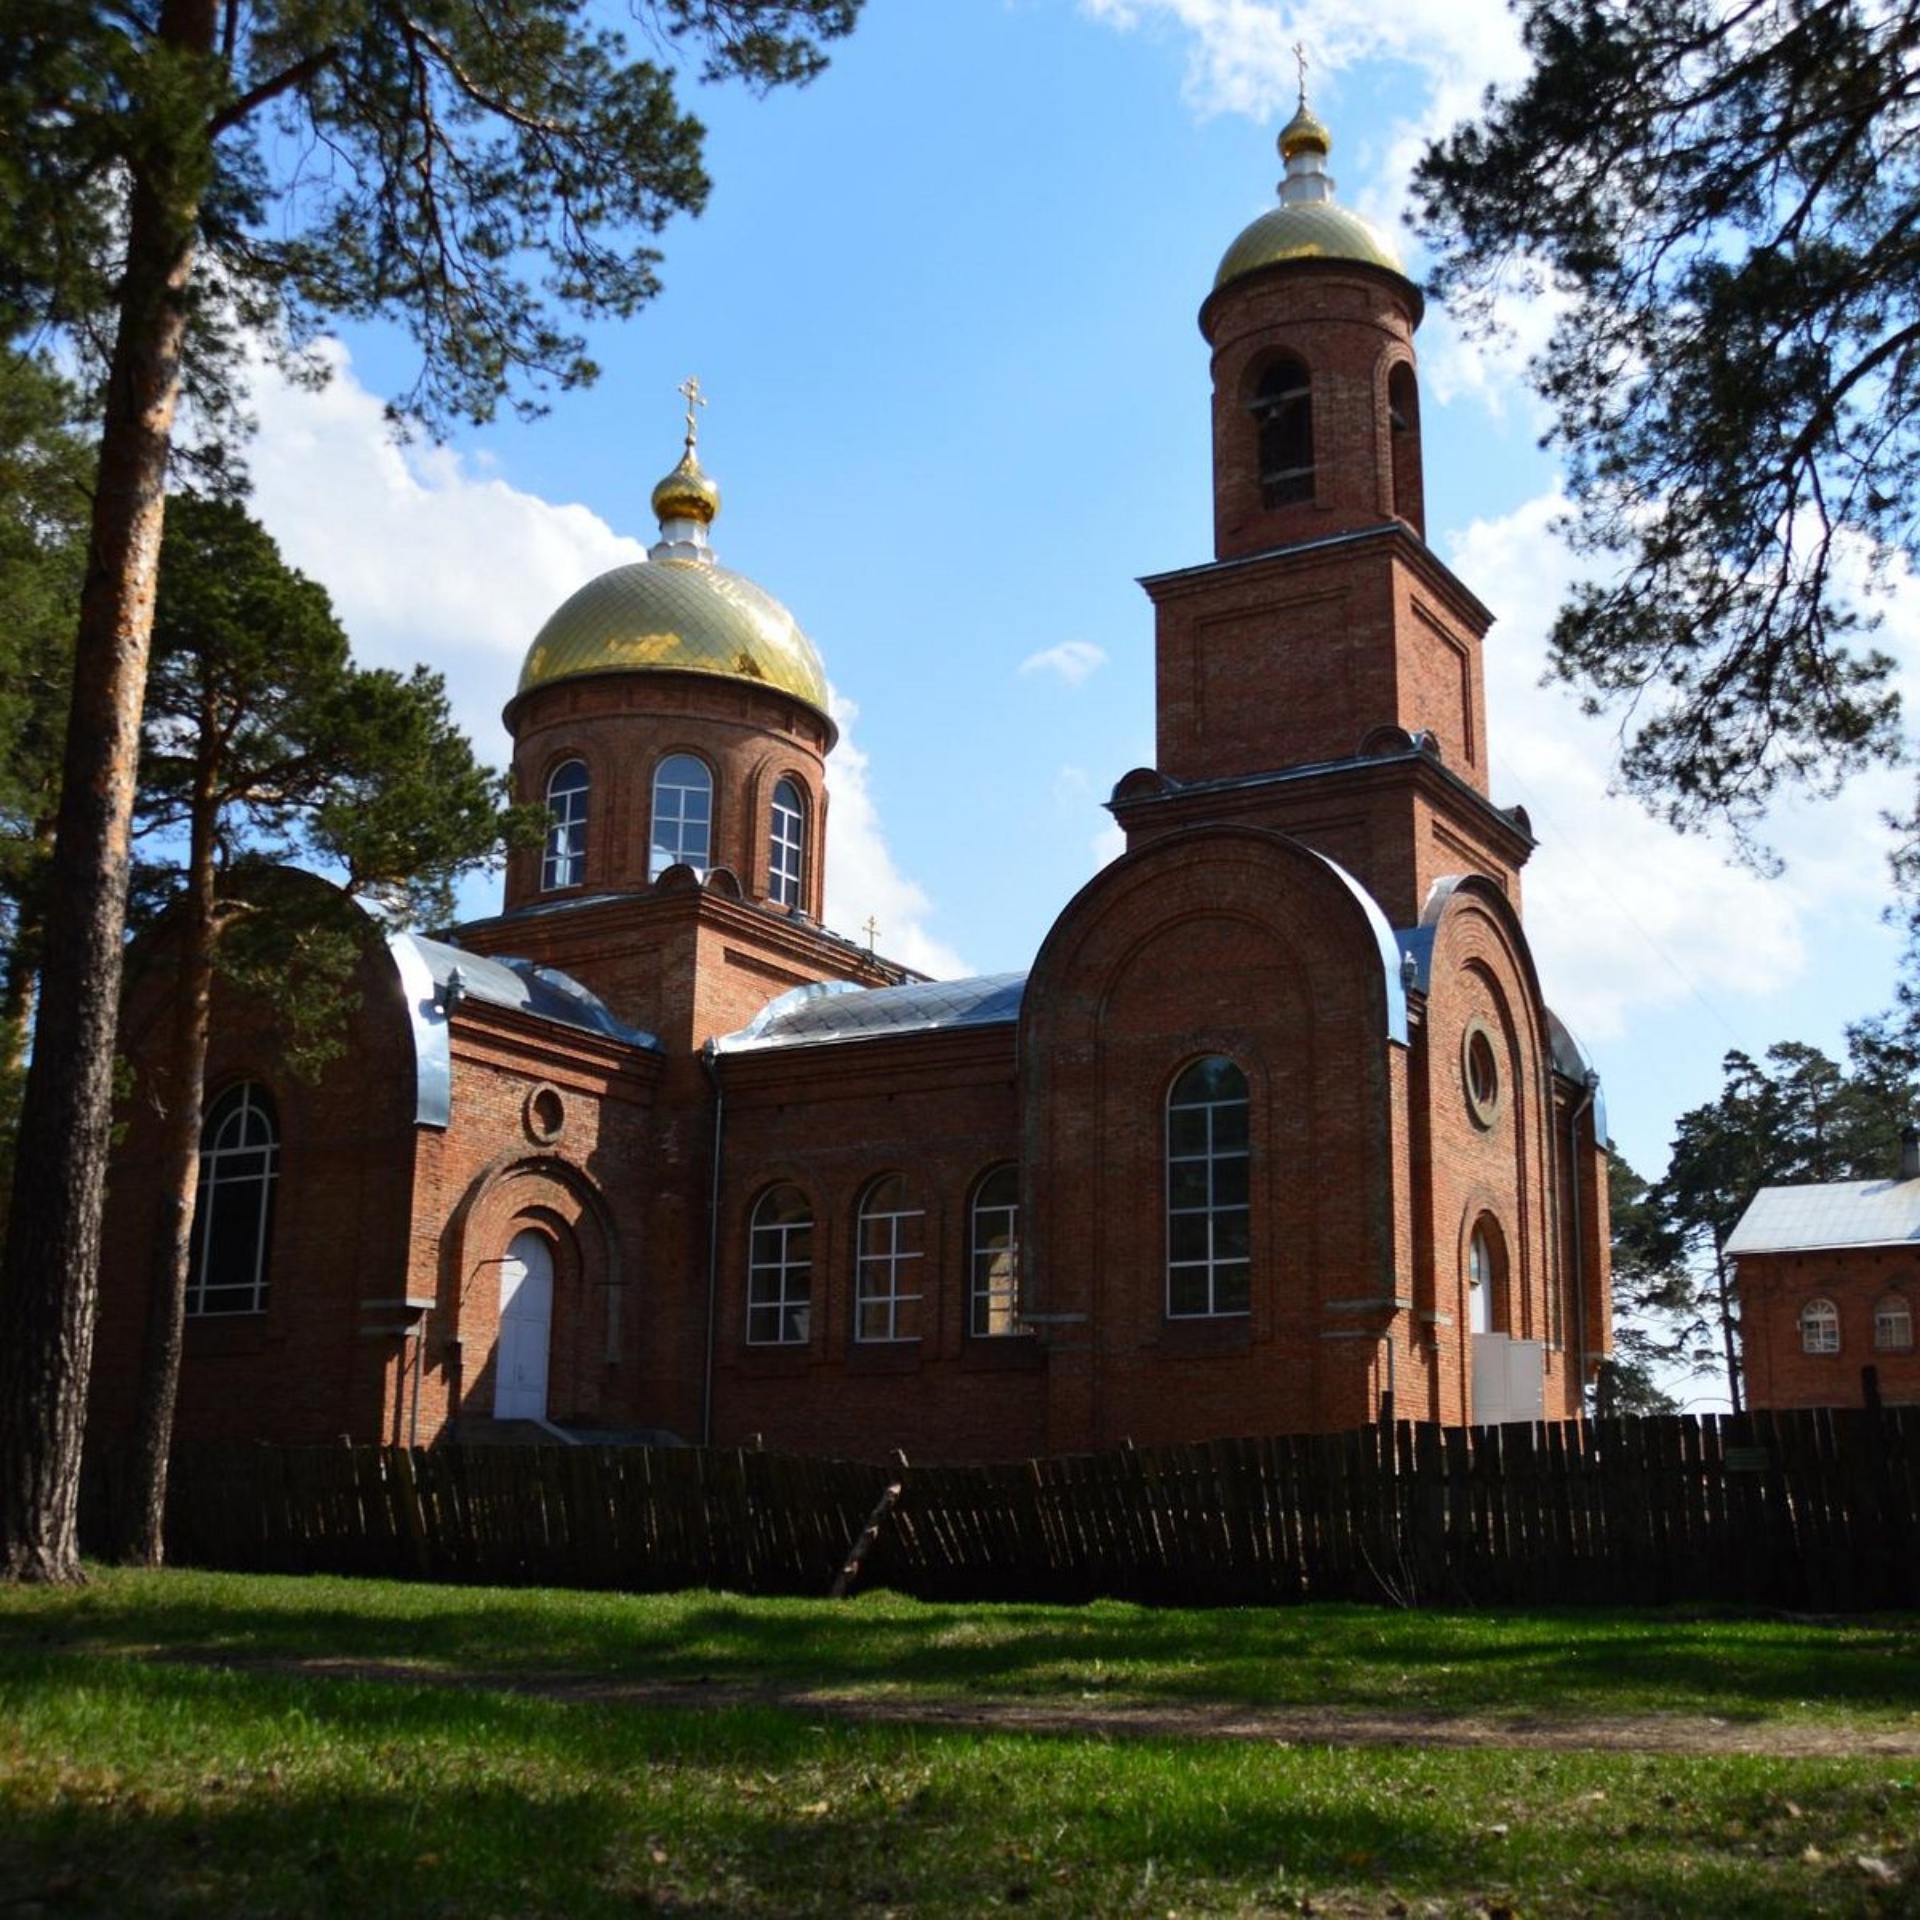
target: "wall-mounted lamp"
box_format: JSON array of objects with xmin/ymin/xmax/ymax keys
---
[{"xmin": 440, "ymin": 965, "xmax": 468, "ymax": 1018}]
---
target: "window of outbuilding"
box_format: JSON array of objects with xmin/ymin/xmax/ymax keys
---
[
  {"xmin": 969, "ymin": 1165, "xmax": 1022, "ymax": 1337},
  {"xmin": 1875, "ymin": 1292, "xmax": 1914, "ymax": 1352},
  {"xmin": 855, "ymin": 1174, "xmax": 924, "ymax": 1343},
  {"xmin": 769, "ymin": 777, "xmax": 805, "ymax": 908},
  {"xmin": 187, "ymin": 1083, "xmax": 279, "ymax": 1316},
  {"xmin": 1253, "ymin": 356, "xmax": 1314, "ymax": 508},
  {"xmin": 1167, "ymin": 1056, "xmax": 1251, "ymax": 1318},
  {"xmin": 1801, "ymin": 1297, "xmax": 1841, "ymax": 1355},
  {"xmin": 747, "ymin": 1184, "xmax": 812, "ymax": 1346},
  {"xmin": 541, "ymin": 758, "xmax": 589, "ymax": 891},
  {"xmin": 650, "ymin": 753, "xmax": 713, "ymax": 880}
]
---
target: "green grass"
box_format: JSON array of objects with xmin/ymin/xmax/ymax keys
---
[{"xmin": 1, "ymin": 1570, "xmax": 1917, "ymax": 1917}]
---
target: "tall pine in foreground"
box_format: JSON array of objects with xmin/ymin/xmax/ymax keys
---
[
  {"xmin": 0, "ymin": 0, "xmax": 861, "ymax": 1583},
  {"xmin": 116, "ymin": 496, "xmax": 525, "ymax": 1565}
]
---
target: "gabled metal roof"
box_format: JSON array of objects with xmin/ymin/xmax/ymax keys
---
[
  {"xmin": 714, "ymin": 972, "xmax": 1026, "ymax": 1055},
  {"xmin": 1726, "ymin": 1179, "xmax": 1920, "ymax": 1256}
]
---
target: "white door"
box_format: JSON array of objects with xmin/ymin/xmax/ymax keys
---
[{"xmin": 494, "ymin": 1230, "xmax": 553, "ymax": 1420}]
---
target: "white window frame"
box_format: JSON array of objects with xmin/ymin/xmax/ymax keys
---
[
  {"xmin": 969, "ymin": 1165, "xmax": 1022, "ymax": 1337},
  {"xmin": 769, "ymin": 777, "xmax": 805, "ymax": 908},
  {"xmin": 1166, "ymin": 1056, "xmax": 1251, "ymax": 1319},
  {"xmin": 1801, "ymin": 1297, "xmax": 1841, "ymax": 1356},
  {"xmin": 650, "ymin": 753, "xmax": 713, "ymax": 880},
  {"xmin": 856, "ymin": 1174, "xmax": 923, "ymax": 1343},
  {"xmin": 186, "ymin": 1083, "xmax": 279, "ymax": 1317},
  {"xmin": 747, "ymin": 1185, "xmax": 813, "ymax": 1346},
  {"xmin": 1875, "ymin": 1293, "xmax": 1913, "ymax": 1352},
  {"xmin": 541, "ymin": 758, "xmax": 590, "ymax": 891}
]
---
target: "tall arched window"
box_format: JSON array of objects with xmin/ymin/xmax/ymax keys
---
[
  {"xmin": 650, "ymin": 753, "xmax": 713, "ymax": 880},
  {"xmin": 1467, "ymin": 1224, "xmax": 1499, "ymax": 1335},
  {"xmin": 856, "ymin": 1174, "xmax": 923, "ymax": 1343},
  {"xmin": 541, "ymin": 758, "xmax": 590, "ymax": 891},
  {"xmin": 769, "ymin": 777, "xmax": 805, "ymax": 908},
  {"xmin": 969, "ymin": 1165, "xmax": 1021, "ymax": 1337},
  {"xmin": 1253, "ymin": 356, "xmax": 1314, "ymax": 508},
  {"xmin": 1388, "ymin": 361, "xmax": 1421, "ymax": 524},
  {"xmin": 748, "ymin": 1184, "xmax": 813, "ymax": 1346},
  {"xmin": 1167, "ymin": 1057, "xmax": 1250, "ymax": 1318},
  {"xmin": 1801, "ymin": 1297, "xmax": 1841, "ymax": 1355},
  {"xmin": 187, "ymin": 1083, "xmax": 279, "ymax": 1316}
]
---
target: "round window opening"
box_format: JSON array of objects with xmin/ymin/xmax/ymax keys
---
[
  {"xmin": 524, "ymin": 1084, "xmax": 566, "ymax": 1145},
  {"xmin": 1462, "ymin": 1022, "xmax": 1501, "ymax": 1128}
]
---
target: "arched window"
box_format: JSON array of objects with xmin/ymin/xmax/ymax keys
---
[
  {"xmin": 650, "ymin": 753, "xmax": 713, "ymax": 880},
  {"xmin": 541, "ymin": 758, "xmax": 589, "ymax": 891},
  {"xmin": 969, "ymin": 1165, "xmax": 1021, "ymax": 1337},
  {"xmin": 1167, "ymin": 1056, "xmax": 1250, "ymax": 1318},
  {"xmin": 1388, "ymin": 361, "xmax": 1421, "ymax": 524},
  {"xmin": 856, "ymin": 1174, "xmax": 923, "ymax": 1343},
  {"xmin": 1467, "ymin": 1224, "xmax": 1499, "ymax": 1335},
  {"xmin": 1875, "ymin": 1293, "xmax": 1913, "ymax": 1352},
  {"xmin": 1253, "ymin": 356, "xmax": 1313, "ymax": 508},
  {"xmin": 747, "ymin": 1184, "xmax": 813, "ymax": 1346},
  {"xmin": 769, "ymin": 776, "xmax": 805, "ymax": 908},
  {"xmin": 187, "ymin": 1083, "xmax": 278, "ymax": 1316},
  {"xmin": 1801, "ymin": 1297, "xmax": 1841, "ymax": 1355}
]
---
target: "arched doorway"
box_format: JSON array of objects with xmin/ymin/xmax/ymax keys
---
[{"xmin": 494, "ymin": 1229, "xmax": 554, "ymax": 1420}]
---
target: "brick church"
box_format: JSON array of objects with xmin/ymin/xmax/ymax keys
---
[{"xmin": 92, "ymin": 99, "xmax": 1612, "ymax": 1460}]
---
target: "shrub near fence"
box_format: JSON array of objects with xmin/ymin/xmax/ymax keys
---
[{"xmin": 103, "ymin": 1405, "xmax": 1920, "ymax": 1611}]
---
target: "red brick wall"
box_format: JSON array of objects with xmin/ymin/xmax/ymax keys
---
[
  {"xmin": 1020, "ymin": 825, "xmax": 1410, "ymax": 1452},
  {"xmin": 705, "ymin": 1026, "xmax": 1043, "ymax": 1462},
  {"xmin": 1737, "ymin": 1248, "xmax": 1920, "ymax": 1409},
  {"xmin": 503, "ymin": 672, "xmax": 832, "ymax": 917},
  {"xmin": 1200, "ymin": 262, "xmax": 1424, "ymax": 556}
]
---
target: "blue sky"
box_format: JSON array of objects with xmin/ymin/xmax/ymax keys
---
[{"xmin": 237, "ymin": 0, "xmax": 1917, "ymax": 1254}]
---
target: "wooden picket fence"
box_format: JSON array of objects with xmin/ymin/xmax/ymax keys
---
[{"xmin": 94, "ymin": 1405, "xmax": 1920, "ymax": 1611}]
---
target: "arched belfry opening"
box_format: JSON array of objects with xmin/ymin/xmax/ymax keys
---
[
  {"xmin": 1253, "ymin": 356, "xmax": 1314, "ymax": 508},
  {"xmin": 1388, "ymin": 360, "xmax": 1424, "ymax": 535}
]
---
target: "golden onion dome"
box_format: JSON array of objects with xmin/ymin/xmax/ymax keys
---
[
  {"xmin": 516, "ymin": 559, "xmax": 831, "ymax": 720},
  {"xmin": 1277, "ymin": 99, "xmax": 1332, "ymax": 162},
  {"xmin": 650, "ymin": 445, "xmax": 720, "ymax": 526},
  {"xmin": 515, "ymin": 394, "xmax": 832, "ymax": 731},
  {"xmin": 1214, "ymin": 201, "xmax": 1411, "ymax": 285},
  {"xmin": 1213, "ymin": 94, "xmax": 1419, "ymax": 305}
]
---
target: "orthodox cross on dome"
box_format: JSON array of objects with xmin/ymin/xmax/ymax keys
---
[
  {"xmin": 1293, "ymin": 40, "xmax": 1309, "ymax": 108},
  {"xmin": 678, "ymin": 374, "xmax": 706, "ymax": 454},
  {"xmin": 861, "ymin": 915, "xmax": 880, "ymax": 951}
]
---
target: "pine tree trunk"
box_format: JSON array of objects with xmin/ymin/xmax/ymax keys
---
[
  {"xmin": 116, "ymin": 791, "xmax": 218, "ymax": 1566},
  {"xmin": 0, "ymin": 0, "xmax": 212, "ymax": 1584}
]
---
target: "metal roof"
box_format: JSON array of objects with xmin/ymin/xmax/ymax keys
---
[
  {"xmin": 391, "ymin": 933, "xmax": 660, "ymax": 1129},
  {"xmin": 714, "ymin": 972, "xmax": 1027, "ymax": 1055},
  {"xmin": 1726, "ymin": 1179, "xmax": 1920, "ymax": 1256}
]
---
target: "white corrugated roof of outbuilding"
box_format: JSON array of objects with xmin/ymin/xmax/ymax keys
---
[{"xmin": 1726, "ymin": 1178, "xmax": 1920, "ymax": 1256}]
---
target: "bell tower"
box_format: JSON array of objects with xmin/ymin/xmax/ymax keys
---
[{"xmin": 1118, "ymin": 93, "xmax": 1532, "ymax": 928}]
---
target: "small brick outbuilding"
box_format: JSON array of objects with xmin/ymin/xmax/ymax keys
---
[
  {"xmin": 1727, "ymin": 1147, "xmax": 1920, "ymax": 1409},
  {"xmin": 91, "ymin": 99, "xmax": 1610, "ymax": 1459}
]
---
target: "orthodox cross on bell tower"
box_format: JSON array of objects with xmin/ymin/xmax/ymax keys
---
[{"xmin": 678, "ymin": 374, "xmax": 706, "ymax": 454}]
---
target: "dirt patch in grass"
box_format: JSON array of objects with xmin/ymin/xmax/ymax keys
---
[{"xmin": 153, "ymin": 1650, "xmax": 1920, "ymax": 1757}]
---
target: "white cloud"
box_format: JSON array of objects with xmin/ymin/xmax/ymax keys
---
[
  {"xmin": 242, "ymin": 347, "xmax": 966, "ymax": 979},
  {"xmin": 1019, "ymin": 639, "xmax": 1108, "ymax": 685},
  {"xmin": 1078, "ymin": 0, "xmax": 1528, "ymax": 132},
  {"xmin": 1451, "ymin": 488, "xmax": 1909, "ymax": 1041},
  {"xmin": 246, "ymin": 341, "xmax": 639, "ymax": 760},
  {"xmin": 823, "ymin": 694, "xmax": 970, "ymax": 980}
]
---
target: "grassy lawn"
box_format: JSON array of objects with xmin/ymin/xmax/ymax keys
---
[{"xmin": 0, "ymin": 1571, "xmax": 1916, "ymax": 1917}]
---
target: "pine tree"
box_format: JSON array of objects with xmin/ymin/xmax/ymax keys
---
[
  {"xmin": 115, "ymin": 494, "xmax": 530, "ymax": 1564},
  {"xmin": 0, "ymin": 0, "xmax": 861, "ymax": 1583}
]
